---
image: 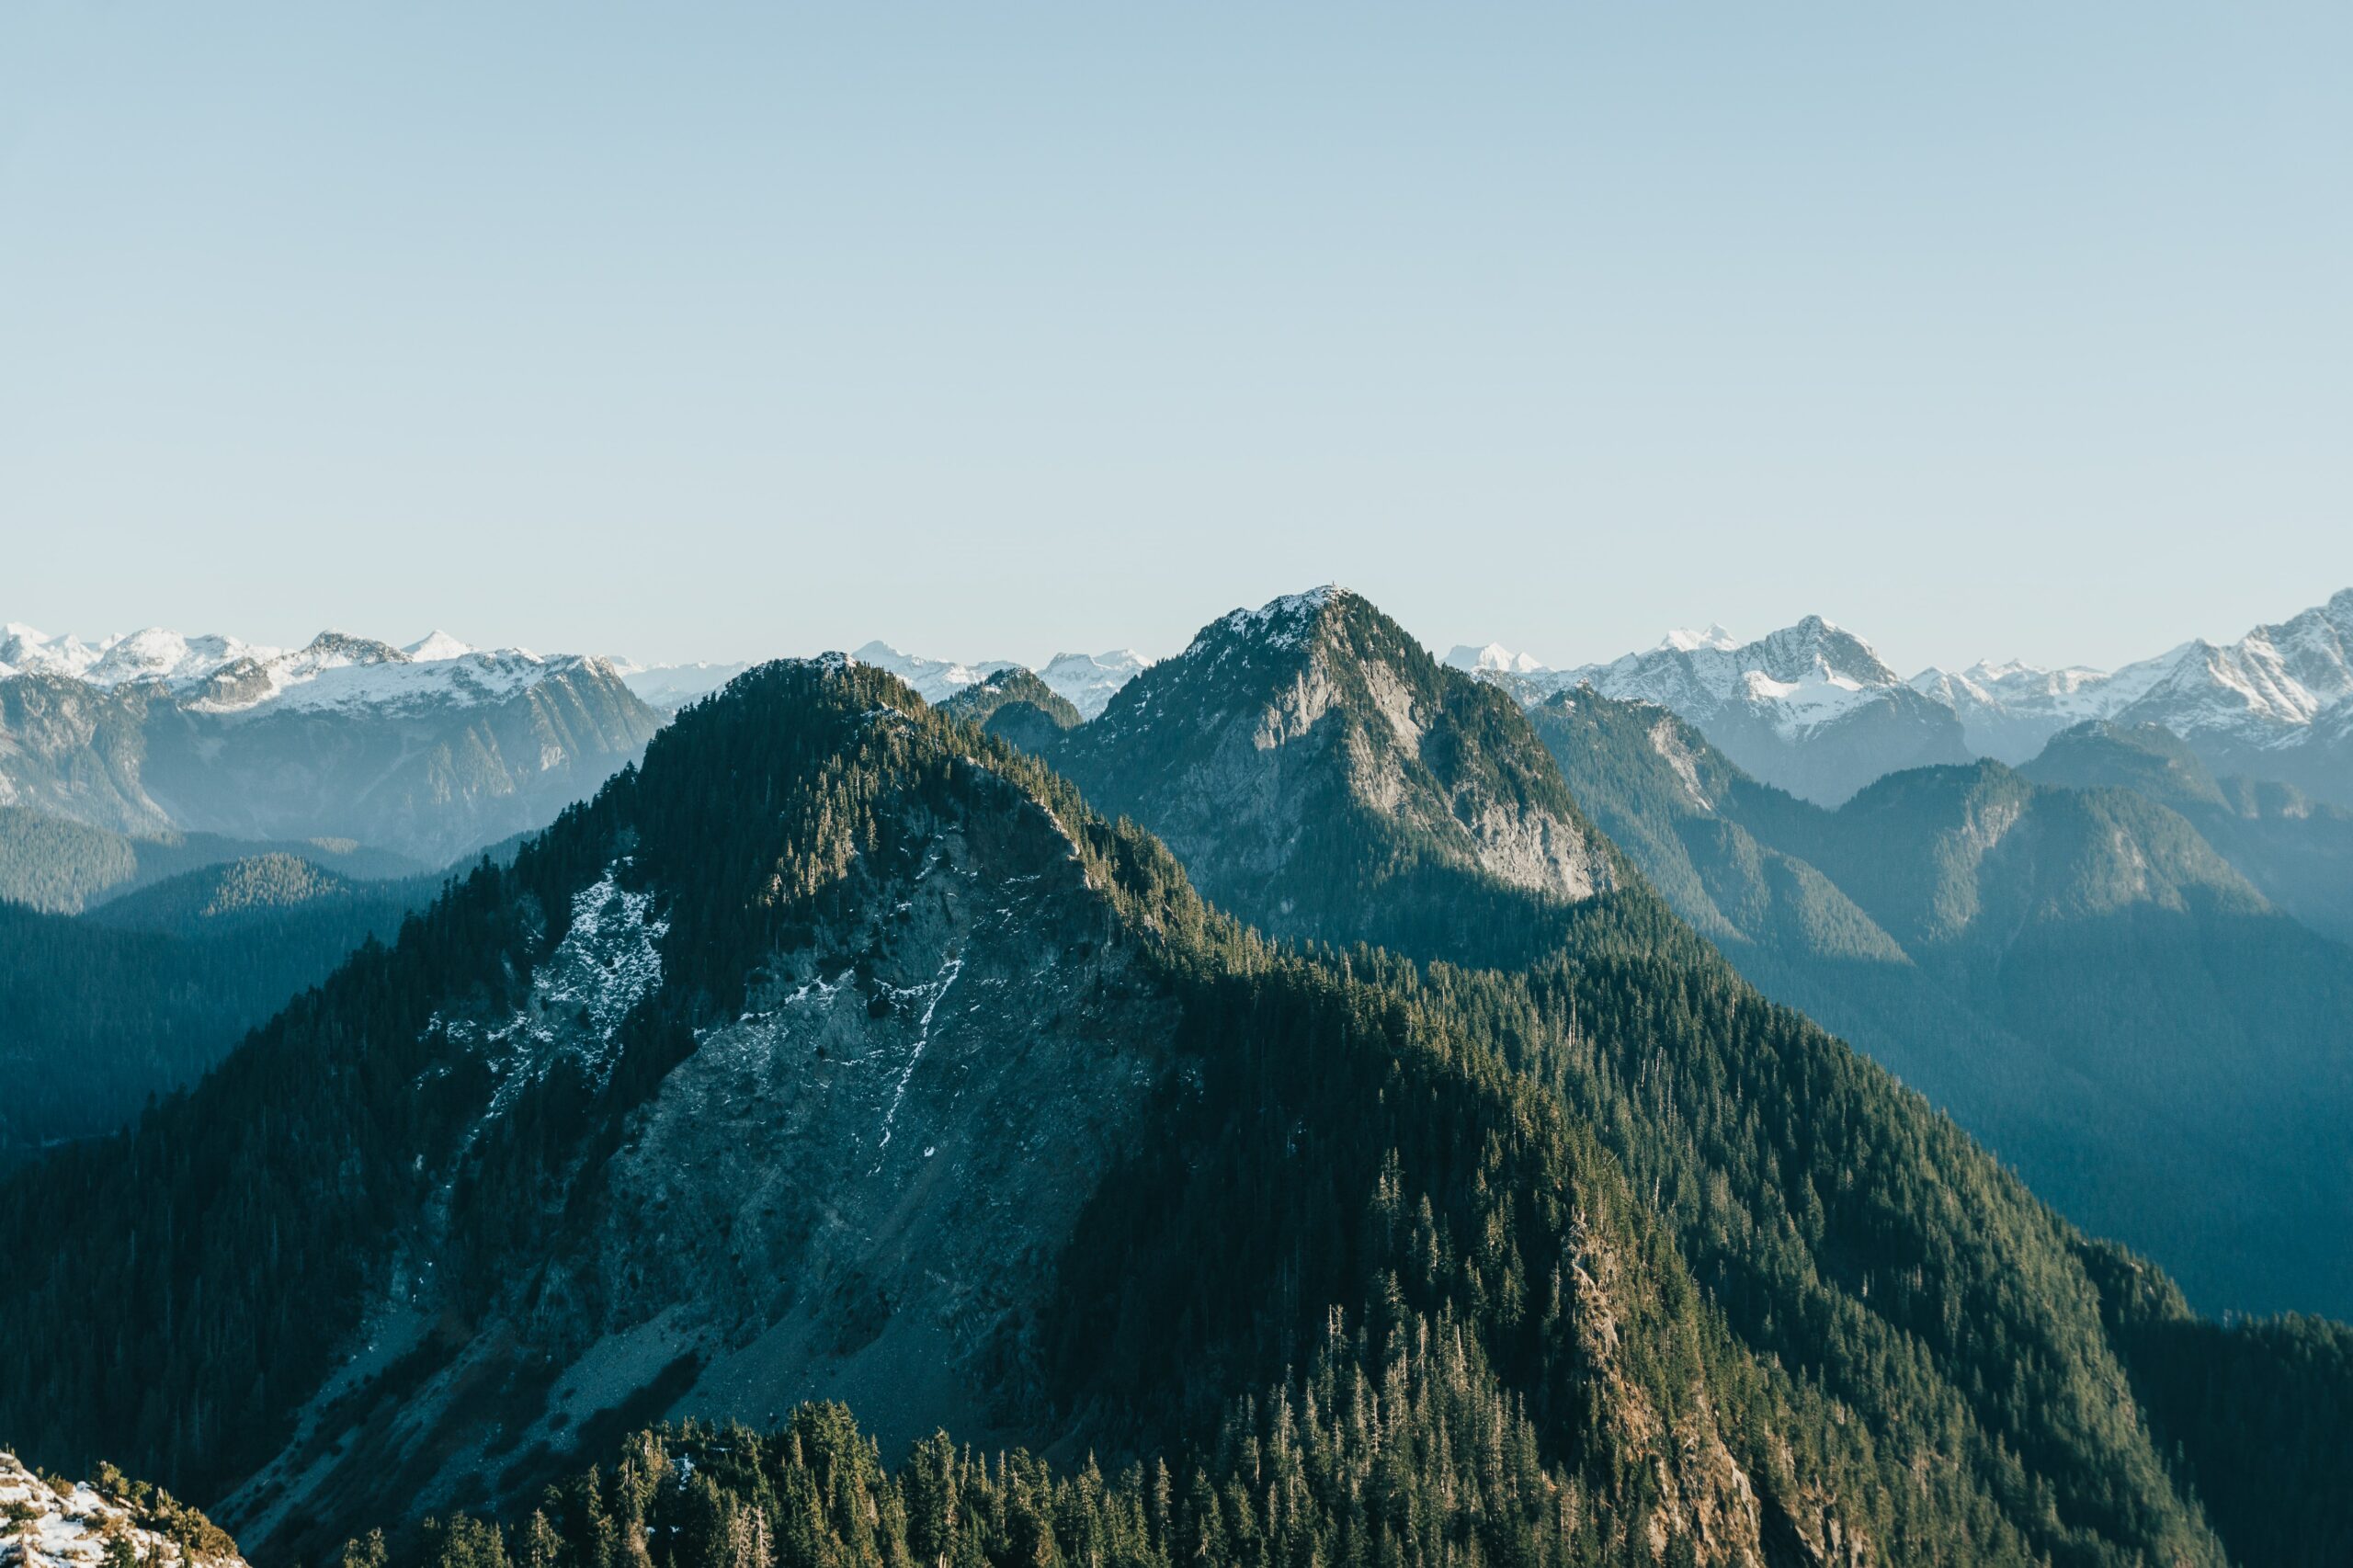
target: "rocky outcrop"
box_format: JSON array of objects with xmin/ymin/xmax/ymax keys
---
[{"xmin": 0, "ymin": 1453, "xmax": 244, "ymax": 1568}]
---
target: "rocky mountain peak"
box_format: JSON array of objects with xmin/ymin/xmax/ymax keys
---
[
  {"xmin": 1051, "ymin": 587, "xmax": 1615, "ymax": 957},
  {"xmin": 1748, "ymin": 615, "xmax": 1900, "ymax": 687}
]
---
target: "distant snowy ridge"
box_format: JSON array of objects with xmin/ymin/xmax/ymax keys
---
[
  {"xmin": 1909, "ymin": 586, "xmax": 2353, "ymax": 764},
  {"xmin": 848, "ymin": 640, "xmax": 1022, "ymax": 704},
  {"xmin": 1456, "ymin": 584, "xmax": 2353, "ymax": 805},
  {"xmin": 1451, "ymin": 615, "xmax": 1916, "ymax": 740},
  {"xmin": 1445, "ymin": 642, "xmax": 1548, "ymax": 675},
  {"xmin": 1451, "ymin": 615, "xmax": 1967, "ymax": 804},
  {"xmin": 0, "ymin": 622, "xmax": 606, "ymax": 715}
]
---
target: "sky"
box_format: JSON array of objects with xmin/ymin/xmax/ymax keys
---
[{"xmin": 2, "ymin": 3, "xmax": 2347, "ymax": 676}]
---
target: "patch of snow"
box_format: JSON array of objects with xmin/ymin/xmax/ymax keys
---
[
  {"xmin": 437, "ymin": 866, "xmax": 668, "ymax": 1117},
  {"xmin": 877, "ymin": 953, "xmax": 963, "ymax": 1152},
  {"xmin": 0, "ymin": 1451, "xmax": 246, "ymax": 1568}
]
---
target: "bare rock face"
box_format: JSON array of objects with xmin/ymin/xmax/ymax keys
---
[{"xmin": 0, "ymin": 1452, "xmax": 244, "ymax": 1568}]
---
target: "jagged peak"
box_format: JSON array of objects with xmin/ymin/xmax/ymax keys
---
[
  {"xmin": 1743, "ymin": 614, "xmax": 1900, "ymax": 687},
  {"xmin": 1205, "ymin": 585, "xmax": 1350, "ymax": 643}
]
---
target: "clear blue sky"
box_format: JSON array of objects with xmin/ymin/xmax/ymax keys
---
[{"xmin": 3, "ymin": 3, "xmax": 2347, "ymax": 673}]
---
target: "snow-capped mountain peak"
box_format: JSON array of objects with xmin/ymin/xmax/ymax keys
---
[
  {"xmin": 403, "ymin": 630, "xmax": 475, "ymax": 662},
  {"xmin": 0, "ymin": 618, "xmax": 631, "ymax": 727},
  {"xmin": 0, "ymin": 624, "xmax": 275, "ymax": 686},
  {"xmin": 1744, "ymin": 615, "xmax": 1901, "ymax": 688},
  {"xmin": 1909, "ymin": 586, "xmax": 2353, "ymax": 775}
]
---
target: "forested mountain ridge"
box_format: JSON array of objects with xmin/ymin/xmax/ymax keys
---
[
  {"xmin": 1014, "ymin": 587, "xmax": 2349, "ymax": 1568},
  {"xmin": 1518, "ymin": 687, "xmax": 2353, "ymax": 1320},
  {"xmin": 2021, "ymin": 719, "xmax": 2353, "ymax": 945},
  {"xmin": 0, "ymin": 862, "xmax": 441, "ymax": 1168},
  {"xmin": 937, "ymin": 667, "xmax": 1083, "ymax": 751},
  {"xmin": 0, "ymin": 656, "xmax": 1904, "ymax": 1568},
  {"xmin": 3, "ymin": 606, "xmax": 2344, "ymax": 1567},
  {"xmin": 0, "ymin": 803, "xmax": 427, "ymax": 916}
]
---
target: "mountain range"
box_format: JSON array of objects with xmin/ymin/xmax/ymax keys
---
[
  {"xmin": 0, "ymin": 627, "xmax": 662, "ymax": 865},
  {"xmin": 1451, "ymin": 586, "xmax": 2353, "ymax": 811},
  {"xmin": 6, "ymin": 606, "xmax": 2335, "ymax": 1568},
  {"xmin": 2, "ymin": 588, "xmax": 2347, "ymax": 1568},
  {"xmin": 1514, "ymin": 687, "xmax": 2353, "ymax": 1318}
]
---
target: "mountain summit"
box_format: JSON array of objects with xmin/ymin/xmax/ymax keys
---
[{"xmin": 1051, "ymin": 588, "xmax": 1618, "ymax": 960}]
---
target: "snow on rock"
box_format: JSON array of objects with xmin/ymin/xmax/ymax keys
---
[
  {"xmin": 0, "ymin": 625, "xmax": 272, "ymax": 686},
  {"xmin": 0, "ymin": 1451, "xmax": 246, "ymax": 1568},
  {"xmin": 0, "ymin": 620, "xmax": 616, "ymax": 719},
  {"xmin": 1187, "ymin": 586, "xmax": 1347, "ymax": 660},
  {"xmin": 1659, "ymin": 624, "xmax": 1740, "ymax": 653},
  {"xmin": 436, "ymin": 865, "xmax": 668, "ymax": 1117},
  {"xmin": 1910, "ymin": 585, "xmax": 2353, "ymax": 764},
  {"xmin": 1562, "ymin": 614, "xmax": 1912, "ymax": 742}
]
